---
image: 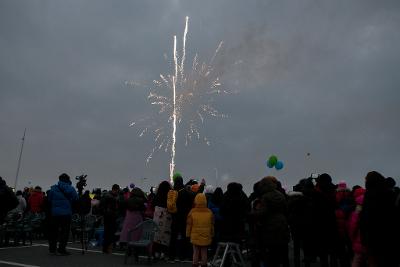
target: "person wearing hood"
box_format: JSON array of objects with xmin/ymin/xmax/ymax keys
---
[
  {"xmin": 254, "ymin": 176, "xmax": 290, "ymax": 267},
  {"xmin": 186, "ymin": 193, "xmax": 214, "ymax": 267},
  {"xmin": 47, "ymin": 173, "xmax": 78, "ymax": 255}
]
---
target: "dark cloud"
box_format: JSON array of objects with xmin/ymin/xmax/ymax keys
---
[{"xmin": 1, "ymin": 0, "xmax": 399, "ymax": 193}]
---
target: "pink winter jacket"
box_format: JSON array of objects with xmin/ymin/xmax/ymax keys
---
[{"xmin": 347, "ymin": 194, "xmax": 365, "ymax": 254}]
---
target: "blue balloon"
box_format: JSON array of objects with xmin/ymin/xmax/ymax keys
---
[{"xmin": 275, "ymin": 161, "xmax": 284, "ymax": 170}]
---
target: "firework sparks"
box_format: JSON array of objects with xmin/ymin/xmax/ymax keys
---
[{"xmin": 131, "ymin": 17, "xmax": 230, "ymax": 182}]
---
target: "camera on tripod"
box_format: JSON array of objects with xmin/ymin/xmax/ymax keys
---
[{"xmin": 76, "ymin": 174, "xmax": 88, "ymax": 196}]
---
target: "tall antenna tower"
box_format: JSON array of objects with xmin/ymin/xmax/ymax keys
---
[{"xmin": 14, "ymin": 128, "xmax": 26, "ymax": 190}]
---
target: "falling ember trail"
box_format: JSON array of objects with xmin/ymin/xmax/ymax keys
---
[
  {"xmin": 170, "ymin": 16, "xmax": 189, "ymax": 183},
  {"xmin": 170, "ymin": 34, "xmax": 178, "ymax": 183}
]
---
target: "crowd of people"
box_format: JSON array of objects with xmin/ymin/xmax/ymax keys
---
[{"xmin": 0, "ymin": 171, "xmax": 399, "ymax": 267}]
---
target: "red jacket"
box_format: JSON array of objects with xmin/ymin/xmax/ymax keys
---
[{"xmin": 28, "ymin": 190, "xmax": 44, "ymax": 213}]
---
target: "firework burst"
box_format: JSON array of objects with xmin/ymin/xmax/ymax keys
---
[{"xmin": 130, "ymin": 17, "xmax": 230, "ymax": 181}]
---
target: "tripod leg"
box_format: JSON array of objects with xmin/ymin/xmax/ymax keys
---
[{"xmin": 80, "ymin": 216, "xmax": 85, "ymax": 255}]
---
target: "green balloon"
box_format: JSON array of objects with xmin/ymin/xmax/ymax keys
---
[
  {"xmin": 268, "ymin": 155, "xmax": 278, "ymax": 166},
  {"xmin": 173, "ymin": 172, "xmax": 182, "ymax": 181}
]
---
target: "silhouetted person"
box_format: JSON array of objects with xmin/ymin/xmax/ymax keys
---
[
  {"xmin": 311, "ymin": 173, "xmax": 338, "ymax": 267},
  {"xmin": 220, "ymin": 182, "xmax": 250, "ymax": 244},
  {"xmin": 360, "ymin": 171, "xmax": 398, "ymax": 267},
  {"xmin": 169, "ymin": 175, "xmax": 195, "ymax": 262},
  {"xmin": 0, "ymin": 176, "xmax": 18, "ymax": 224},
  {"xmin": 254, "ymin": 177, "xmax": 290, "ymax": 267},
  {"xmin": 100, "ymin": 184, "xmax": 120, "ymax": 253},
  {"xmin": 152, "ymin": 181, "xmax": 172, "ymax": 259}
]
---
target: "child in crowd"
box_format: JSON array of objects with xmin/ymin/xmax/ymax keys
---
[{"xmin": 186, "ymin": 193, "xmax": 214, "ymax": 267}]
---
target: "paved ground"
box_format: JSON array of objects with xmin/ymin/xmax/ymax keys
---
[
  {"xmin": 0, "ymin": 240, "xmax": 323, "ymax": 267},
  {"xmin": 0, "ymin": 241, "xmax": 193, "ymax": 267}
]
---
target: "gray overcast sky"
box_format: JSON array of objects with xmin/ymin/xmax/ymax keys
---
[{"xmin": 1, "ymin": 0, "xmax": 399, "ymax": 193}]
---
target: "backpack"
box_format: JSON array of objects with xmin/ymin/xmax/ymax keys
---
[{"xmin": 167, "ymin": 189, "xmax": 179, "ymax": 213}]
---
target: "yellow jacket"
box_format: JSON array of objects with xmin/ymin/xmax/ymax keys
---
[{"xmin": 186, "ymin": 193, "xmax": 214, "ymax": 246}]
